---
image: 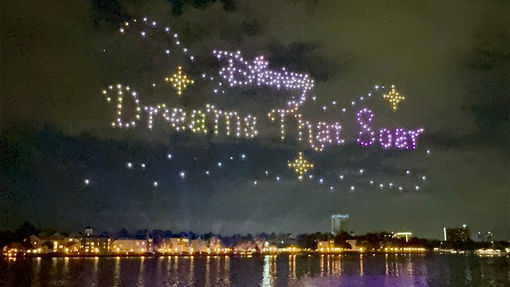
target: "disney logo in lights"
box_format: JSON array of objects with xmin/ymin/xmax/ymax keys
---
[{"xmin": 103, "ymin": 50, "xmax": 424, "ymax": 152}]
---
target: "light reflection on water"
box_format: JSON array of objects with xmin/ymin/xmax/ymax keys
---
[
  {"xmin": 113, "ymin": 256, "xmax": 121, "ymax": 287},
  {"xmin": 1, "ymin": 254, "xmax": 509, "ymax": 287}
]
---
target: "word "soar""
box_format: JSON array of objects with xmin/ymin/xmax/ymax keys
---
[{"xmin": 356, "ymin": 108, "xmax": 424, "ymax": 150}]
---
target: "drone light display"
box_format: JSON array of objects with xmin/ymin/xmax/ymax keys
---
[
  {"xmin": 165, "ymin": 66, "xmax": 194, "ymax": 96},
  {"xmin": 97, "ymin": 16, "xmax": 430, "ymax": 192},
  {"xmin": 383, "ymin": 85, "xmax": 406, "ymax": 111},
  {"xmin": 288, "ymin": 152, "xmax": 314, "ymax": 180}
]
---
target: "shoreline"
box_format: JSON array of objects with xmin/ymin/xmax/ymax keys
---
[{"xmin": 3, "ymin": 251, "xmax": 508, "ymax": 259}]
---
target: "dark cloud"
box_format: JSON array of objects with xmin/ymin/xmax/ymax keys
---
[
  {"xmin": 90, "ymin": 0, "xmax": 130, "ymax": 26},
  {"xmin": 267, "ymin": 41, "xmax": 345, "ymax": 81}
]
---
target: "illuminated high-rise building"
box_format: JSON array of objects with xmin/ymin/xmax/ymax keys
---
[
  {"xmin": 331, "ymin": 214, "xmax": 349, "ymax": 235},
  {"xmin": 445, "ymin": 224, "xmax": 470, "ymax": 242}
]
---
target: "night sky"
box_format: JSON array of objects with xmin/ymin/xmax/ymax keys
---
[{"xmin": 1, "ymin": 0, "xmax": 508, "ymax": 239}]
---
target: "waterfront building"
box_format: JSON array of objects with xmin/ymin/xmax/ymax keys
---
[
  {"xmin": 317, "ymin": 240, "xmax": 335, "ymax": 250},
  {"xmin": 26, "ymin": 235, "xmax": 47, "ymax": 253},
  {"xmin": 317, "ymin": 239, "xmax": 343, "ymax": 253},
  {"xmin": 112, "ymin": 238, "xmax": 153, "ymax": 254},
  {"xmin": 158, "ymin": 238, "xmax": 189, "ymax": 254},
  {"xmin": 2, "ymin": 243, "xmax": 26, "ymax": 257},
  {"xmin": 331, "ymin": 214, "xmax": 349, "ymax": 235},
  {"xmin": 80, "ymin": 237, "xmax": 112, "ymax": 254}
]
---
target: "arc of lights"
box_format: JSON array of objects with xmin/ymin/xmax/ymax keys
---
[
  {"xmin": 288, "ymin": 152, "xmax": 314, "ymax": 180},
  {"xmin": 383, "ymin": 85, "xmax": 405, "ymax": 111},
  {"xmin": 165, "ymin": 66, "xmax": 194, "ymax": 96}
]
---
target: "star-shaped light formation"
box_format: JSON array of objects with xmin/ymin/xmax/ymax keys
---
[
  {"xmin": 288, "ymin": 152, "xmax": 314, "ymax": 180},
  {"xmin": 383, "ymin": 85, "xmax": 405, "ymax": 111},
  {"xmin": 165, "ymin": 66, "xmax": 194, "ymax": 96}
]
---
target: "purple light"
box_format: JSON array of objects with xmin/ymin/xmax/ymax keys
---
[
  {"xmin": 356, "ymin": 108, "xmax": 375, "ymax": 146},
  {"xmin": 357, "ymin": 108, "xmax": 424, "ymax": 150},
  {"xmin": 213, "ymin": 50, "xmax": 314, "ymax": 110},
  {"xmin": 394, "ymin": 128, "xmax": 408, "ymax": 149},
  {"xmin": 379, "ymin": 128, "xmax": 393, "ymax": 149}
]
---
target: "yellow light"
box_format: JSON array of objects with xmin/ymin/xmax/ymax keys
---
[
  {"xmin": 165, "ymin": 66, "xmax": 194, "ymax": 96},
  {"xmin": 288, "ymin": 152, "xmax": 314, "ymax": 179},
  {"xmin": 383, "ymin": 85, "xmax": 405, "ymax": 111}
]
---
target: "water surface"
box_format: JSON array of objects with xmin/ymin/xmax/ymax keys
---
[{"xmin": 1, "ymin": 254, "xmax": 509, "ymax": 286}]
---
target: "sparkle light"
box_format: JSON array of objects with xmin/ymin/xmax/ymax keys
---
[
  {"xmin": 84, "ymin": 179, "xmax": 90, "ymax": 185},
  {"xmin": 383, "ymin": 85, "xmax": 405, "ymax": 111},
  {"xmin": 165, "ymin": 66, "xmax": 194, "ymax": 96},
  {"xmin": 288, "ymin": 152, "xmax": 314, "ymax": 180}
]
